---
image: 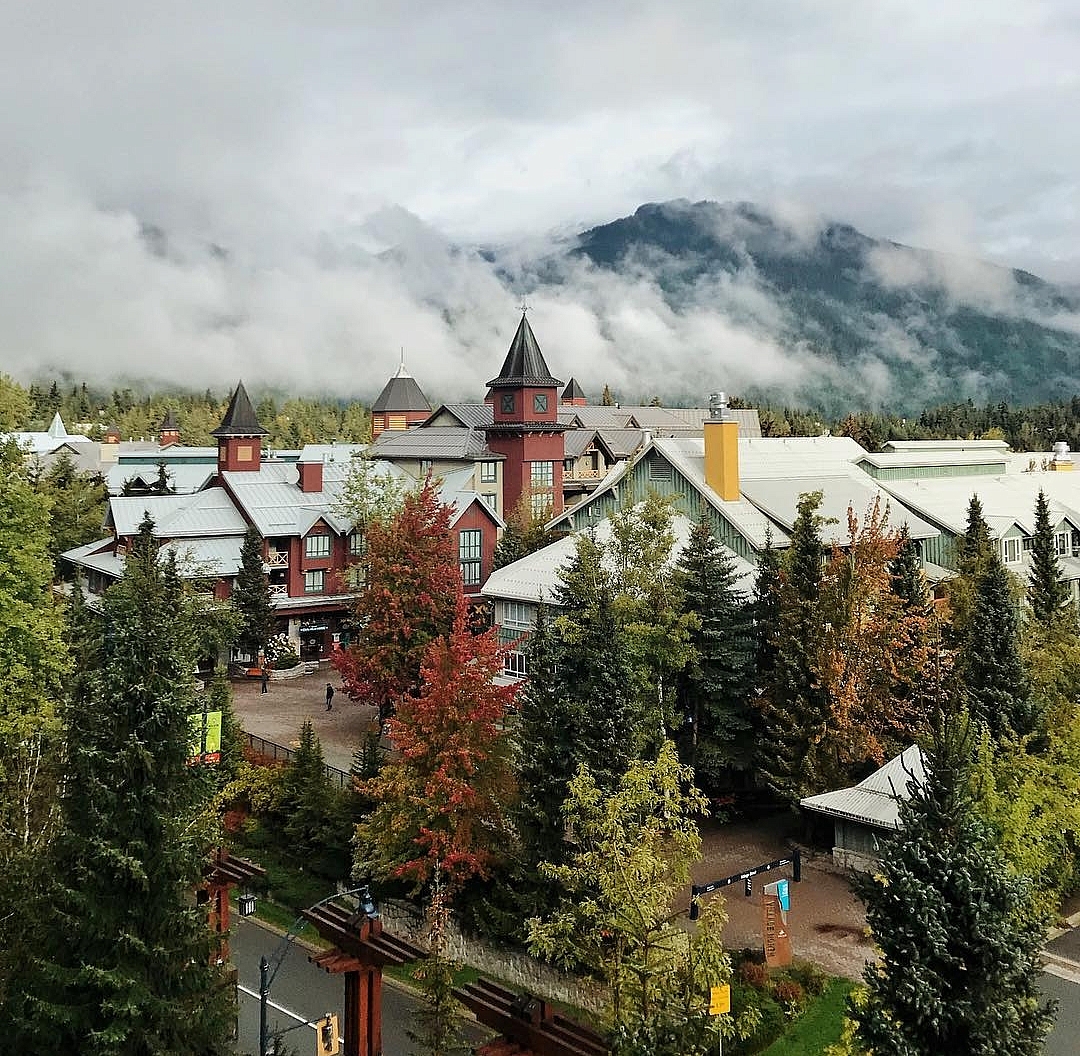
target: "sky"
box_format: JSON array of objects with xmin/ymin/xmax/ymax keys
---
[{"xmin": 2, "ymin": 0, "xmax": 1079, "ymax": 403}]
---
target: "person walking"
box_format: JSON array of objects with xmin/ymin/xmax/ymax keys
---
[
  {"xmin": 260, "ymin": 667, "xmax": 269, "ymax": 694},
  {"xmin": 325, "ymin": 683, "xmax": 334, "ymax": 711}
]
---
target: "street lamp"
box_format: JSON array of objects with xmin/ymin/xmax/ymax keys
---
[{"xmin": 258, "ymin": 886, "xmax": 377, "ymax": 1056}]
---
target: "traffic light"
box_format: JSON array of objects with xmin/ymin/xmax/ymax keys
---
[{"xmin": 316, "ymin": 1013, "xmax": 339, "ymax": 1056}]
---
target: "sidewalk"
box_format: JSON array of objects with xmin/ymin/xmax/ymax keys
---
[{"xmin": 231, "ymin": 668, "xmax": 379, "ymax": 772}]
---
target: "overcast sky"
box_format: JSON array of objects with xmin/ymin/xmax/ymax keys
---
[{"xmin": 2, "ymin": 1, "xmax": 1079, "ymax": 400}]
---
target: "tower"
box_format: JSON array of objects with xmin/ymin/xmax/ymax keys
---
[
  {"xmin": 159, "ymin": 408, "xmax": 180, "ymax": 447},
  {"xmin": 561, "ymin": 377, "xmax": 587, "ymax": 406},
  {"xmin": 484, "ymin": 313, "xmax": 567, "ymax": 520},
  {"xmin": 370, "ymin": 353, "xmax": 432, "ymax": 440},
  {"xmin": 211, "ymin": 381, "xmax": 268, "ymax": 473}
]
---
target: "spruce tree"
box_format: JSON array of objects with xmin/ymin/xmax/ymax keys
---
[
  {"xmin": 282, "ymin": 719, "xmax": 334, "ymax": 860},
  {"xmin": 960, "ymin": 552, "xmax": 1032, "ymax": 739},
  {"xmin": 22, "ymin": 517, "xmax": 235, "ymax": 1054},
  {"xmin": 948, "ymin": 494, "xmax": 996, "ymax": 639},
  {"xmin": 752, "ymin": 528, "xmax": 782, "ymax": 688},
  {"xmin": 757, "ymin": 492, "xmax": 830, "ymax": 804},
  {"xmin": 1028, "ymin": 489, "xmax": 1071, "ymax": 628},
  {"xmin": 674, "ymin": 518, "xmax": 755, "ymax": 788},
  {"xmin": 853, "ymin": 710, "xmax": 1056, "ymax": 1055},
  {"xmin": 232, "ymin": 525, "xmax": 275, "ymax": 662}
]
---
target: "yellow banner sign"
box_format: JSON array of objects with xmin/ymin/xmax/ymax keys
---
[{"xmin": 709, "ymin": 984, "xmax": 731, "ymax": 1016}]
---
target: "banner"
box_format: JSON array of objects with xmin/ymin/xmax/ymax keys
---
[
  {"xmin": 188, "ymin": 709, "xmax": 223, "ymax": 765},
  {"xmin": 762, "ymin": 878, "xmax": 792, "ymax": 967}
]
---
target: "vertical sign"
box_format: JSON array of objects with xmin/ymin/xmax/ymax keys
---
[{"xmin": 761, "ymin": 878, "xmax": 792, "ymax": 967}]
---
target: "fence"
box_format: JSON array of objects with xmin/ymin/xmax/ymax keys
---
[{"xmin": 242, "ymin": 731, "xmax": 352, "ymax": 790}]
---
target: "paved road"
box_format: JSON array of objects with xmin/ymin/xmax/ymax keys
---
[
  {"xmin": 1042, "ymin": 966, "xmax": 1080, "ymax": 1056},
  {"xmin": 230, "ymin": 916, "xmax": 488, "ymax": 1055}
]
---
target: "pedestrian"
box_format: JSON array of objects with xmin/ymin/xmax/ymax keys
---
[
  {"xmin": 325, "ymin": 683, "xmax": 334, "ymax": 711},
  {"xmin": 260, "ymin": 667, "xmax": 269, "ymax": 694}
]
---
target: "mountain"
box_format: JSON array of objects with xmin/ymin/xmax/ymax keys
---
[{"xmin": 502, "ymin": 199, "xmax": 1080, "ymax": 413}]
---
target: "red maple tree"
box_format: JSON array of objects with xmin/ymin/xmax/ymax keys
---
[
  {"xmin": 354, "ymin": 592, "xmax": 519, "ymax": 890},
  {"xmin": 333, "ymin": 478, "xmax": 460, "ymax": 714}
]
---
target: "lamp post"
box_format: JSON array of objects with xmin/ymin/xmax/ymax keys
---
[{"xmin": 257, "ymin": 886, "xmax": 378, "ymax": 1056}]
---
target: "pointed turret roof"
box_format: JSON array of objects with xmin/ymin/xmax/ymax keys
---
[
  {"xmin": 211, "ymin": 381, "xmax": 268, "ymax": 437},
  {"xmin": 159, "ymin": 408, "xmax": 178, "ymax": 432},
  {"xmin": 486, "ymin": 313, "xmax": 562, "ymax": 389},
  {"xmin": 372, "ymin": 363, "xmax": 432, "ymax": 414},
  {"xmin": 47, "ymin": 412, "xmax": 68, "ymax": 438},
  {"xmin": 562, "ymin": 377, "xmax": 586, "ymax": 401}
]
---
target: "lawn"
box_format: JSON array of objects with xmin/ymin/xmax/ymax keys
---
[{"xmin": 761, "ymin": 977, "xmax": 854, "ymax": 1056}]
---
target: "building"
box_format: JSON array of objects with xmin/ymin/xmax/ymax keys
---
[{"xmin": 370, "ymin": 358, "xmax": 432, "ymax": 440}]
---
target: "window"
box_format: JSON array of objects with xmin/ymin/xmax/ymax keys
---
[
  {"xmin": 533, "ymin": 393, "xmax": 548, "ymax": 414},
  {"xmin": 502, "ymin": 649, "xmax": 527, "ymax": 678},
  {"xmin": 481, "ymin": 492, "xmax": 497, "ymax": 511},
  {"xmin": 531, "ymin": 493, "xmax": 553, "ymax": 520},
  {"xmin": 1056, "ymin": 531, "xmax": 1070, "ymax": 557},
  {"xmin": 498, "ymin": 603, "xmax": 533, "ymax": 679},
  {"xmin": 480, "ymin": 461, "xmax": 498, "ymax": 483},
  {"xmin": 647, "ymin": 454, "xmax": 672, "ymax": 482},
  {"xmin": 503, "ymin": 601, "xmax": 534, "ymax": 628},
  {"xmin": 349, "ymin": 532, "xmax": 365, "ymax": 557},
  {"xmin": 305, "ymin": 534, "xmax": 331, "ymax": 559},
  {"xmin": 420, "ymin": 459, "xmax": 433, "ymax": 477},
  {"xmin": 500, "ymin": 393, "xmax": 515, "ymax": 415},
  {"xmin": 303, "ymin": 570, "xmax": 325, "ymax": 594},
  {"xmin": 530, "ymin": 461, "xmax": 554, "ymax": 488},
  {"xmin": 1003, "ymin": 537, "xmax": 1022, "ymax": 564},
  {"xmin": 459, "ymin": 529, "xmax": 482, "ymax": 586}
]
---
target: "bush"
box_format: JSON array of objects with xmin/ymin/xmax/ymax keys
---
[
  {"xmin": 272, "ymin": 650, "xmax": 301, "ymax": 669},
  {"xmin": 727, "ymin": 984, "xmax": 786, "ymax": 1054},
  {"xmin": 737, "ymin": 959, "xmax": 770, "ymax": 990},
  {"xmin": 787, "ymin": 961, "xmax": 829, "ymax": 997},
  {"xmin": 771, "ymin": 978, "xmax": 805, "ymax": 1011}
]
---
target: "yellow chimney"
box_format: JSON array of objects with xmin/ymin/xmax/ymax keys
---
[{"xmin": 704, "ymin": 393, "xmax": 740, "ymax": 501}]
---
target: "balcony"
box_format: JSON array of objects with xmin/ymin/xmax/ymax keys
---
[
  {"xmin": 269, "ymin": 583, "xmax": 289, "ymax": 599},
  {"xmin": 266, "ymin": 550, "xmax": 289, "ymax": 568}
]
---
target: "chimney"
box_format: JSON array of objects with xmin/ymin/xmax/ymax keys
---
[
  {"xmin": 1051, "ymin": 441, "xmax": 1074, "ymax": 472},
  {"xmin": 298, "ymin": 460, "xmax": 324, "ymax": 492},
  {"xmin": 703, "ymin": 391, "xmax": 740, "ymax": 501}
]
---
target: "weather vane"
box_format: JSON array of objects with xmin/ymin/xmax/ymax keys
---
[{"xmin": 518, "ymin": 300, "xmax": 531, "ymax": 314}]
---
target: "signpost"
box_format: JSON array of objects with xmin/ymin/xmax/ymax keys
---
[{"xmin": 689, "ymin": 851, "xmax": 800, "ymax": 920}]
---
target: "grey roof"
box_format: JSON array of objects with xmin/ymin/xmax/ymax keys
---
[
  {"xmin": 62, "ymin": 534, "xmax": 245, "ymax": 580},
  {"xmin": 486, "ymin": 314, "xmax": 562, "ymax": 389},
  {"xmin": 211, "ymin": 381, "xmax": 268, "ymax": 438},
  {"xmin": 557, "ymin": 404, "xmax": 761, "ymax": 438},
  {"xmin": 372, "ymin": 427, "xmax": 500, "ymax": 461},
  {"xmin": 109, "ymin": 488, "xmax": 249, "ymax": 538},
  {"xmin": 298, "ymin": 443, "xmax": 369, "ymax": 463},
  {"xmin": 563, "ymin": 428, "xmax": 600, "ymax": 460},
  {"xmin": 883, "ymin": 439, "xmax": 1010, "ymax": 453},
  {"xmin": 801, "ymin": 745, "xmax": 925, "ymax": 830},
  {"xmin": 483, "ymin": 512, "xmax": 753, "ymax": 605},
  {"xmin": 422, "ymin": 403, "xmax": 495, "ymax": 429},
  {"xmin": 438, "ymin": 467, "xmax": 505, "ymax": 529},
  {"xmin": 598, "ymin": 428, "xmax": 646, "ymax": 458},
  {"xmin": 372, "ymin": 365, "xmax": 432, "ymax": 414},
  {"xmin": 105, "ymin": 462, "xmax": 216, "ymax": 496},
  {"xmin": 562, "ymin": 377, "xmax": 586, "ymax": 401}
]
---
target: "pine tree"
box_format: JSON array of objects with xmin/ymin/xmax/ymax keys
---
[
  {"xmin": 960, "ymin": 552, "xmax": 1032, "ymax": 739},
  {"xmin": 601, "ymin": 384, "xmax": 615, "ymax": 406},
  {"xmin": 232, "ymin": 525, "xmax": 275, "ymax": 662},
  {"xmin": 282, "ymin": 720, "xmax": 334, "ymax": 859},
  {"xmin": 948, "ymin": 494, "xmax": 996, "ymax": 638},
  {"xmin": 674, "ymin": 518, "xmax": 755, "ymax": 788},
  {"xmin": 853, "ymin": 710, "xmax": 1055, "ymax": 1055},
  {"xmin": 1028, "ymin": 489, "xmax": 1071, "ymax": 628},
  {"xmin": 21, "ymin": 516, "xmax": 235, "ymax": 1054},
  {"xmin": 757, "ymin": 492, "xmax": 831, "ymax": 804},
  {"xmin": 752, "ymin": 528, "xmax": 782, "ymax": 687}
]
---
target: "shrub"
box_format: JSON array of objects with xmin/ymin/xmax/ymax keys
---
[
  {"xmin": 787, "ymin": 961, "xmax": 829, "ymax": 997},
  {"xmin": 771, "ymin": 978, "xmax": 805, "ymax": 1011},
  {"xmin": 737, "ymin": 959, "xmax": 770, "ymax": 990},
  {"xmin": 272, "ymin": 649, "xmax": 301, "ymax": 669},
  {"xmin": 727, "ymin": 984, "xmax": 786, "ymax": 1054}
]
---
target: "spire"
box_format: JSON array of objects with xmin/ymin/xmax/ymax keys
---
[
  {"xmin": 211, "ymin": 381, "xmax": 268, "ymax": 438},
  {"xmin": 47, "ymin": 412, "xmax": 67, "ymax": 438},
  {"xmin": 562, "ymin": 377, "xmax": 586, "ymax": 403},
  {"xmin": 486, "ymin": 313, "xmax": 562, "ymax": 389},
  {"xmin": 372, "ymin": 365, "xmax": 431, "ymax": 413},
  {"xmin": 159, "ymin": 408, "xmax": 178, "ymax": 432}
]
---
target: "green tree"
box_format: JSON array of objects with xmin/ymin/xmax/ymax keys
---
[
  {"xmin": 232, "ymin": 525, "xmax": 275, "ymax": 662},
  {"xmin": 601, "ymin": 384, "xmax": 615, "ymax": 406},
  {"xmin": 947, "ymin": 494, "xmax": 996, "ymax": 637},
  {"xmin": 960, "ymin": 552, "xmax": 1032, "ymax": 739},
  {"xmin": 852, "ymin": 710, "xmax": 1055, "ymax": 1056},
  {"xmin": 527, "ymin": 742, "xmax": 745, "ymax": 1055},
  {"xmin": 36, "ymin": 452, "xmax": 108, "ymax": 571},
  {"xmin": 1027, "ymin": 489, "xmax": 1072, "ymax": 628},
  {"xmin": 674, "ymin": 517, "xmax": 755, "ymax": 788},
  {"xmin": 282, "ymin": 720, "xmax": 335, "ymax": 860},
  {"xmin": 757, "ymin": 491, "xmax": 830, "ymax": 804},
  {"xmin": 492, "ymin": 492, "xmax": 562, "ymax": 571},
  {"xmin": 208, "ymin": 665, "xmax": 244, "ymax": 783},
  {"xmin": 0, "ymin": 442, "xmax": 69, "ymax": 1010},
  {"xmin": 19, "ymin": 516, "xmax": 235, "ymax": 1054},
  {"xmin": 0, "ymin": 373, "xmax": 31, "ymax": 430},
  {"xmin": 752, "ymin": 528, "xmax": 782, "ymax": 689}
]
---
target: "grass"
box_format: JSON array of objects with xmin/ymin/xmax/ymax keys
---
[{"xmin": 761, "ymin": 977, "xmax": 855, "ymax": 1056}]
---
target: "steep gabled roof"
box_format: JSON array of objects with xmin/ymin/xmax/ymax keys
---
[
  {"xmin": 486, "ymin": 313, "xmax": 562, "ymax": 389},
  {"xmin": 372, "ymin": 364, "xmax": 432, "ymax": 414},
  {"xmin": 562, "ymin": 377, "xmax": 586, "ymax": 401},
  {"xmin": 211, "ymin": 381, "xmax": 268, "ymax": 438}
]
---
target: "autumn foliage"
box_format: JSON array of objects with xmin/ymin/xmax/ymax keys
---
[
  {"xmin": 354, "ymin": 592, "xmax": 518, "ymax": 891},
  {"xmin": 333, "ymin": 478, "xmax": 461, "ymax": 713}
]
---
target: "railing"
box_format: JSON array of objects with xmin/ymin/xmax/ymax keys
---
[
  {"xmin": 268, "ymin": 583, "xmax": 289, "ymax": 598},
  {"xmin": 266, "ymin": 551, "xmax": 289, "ymax": 567},
  {"xmin": 242, "ymin": 731, "xmax": 351, "ymax": 790}
]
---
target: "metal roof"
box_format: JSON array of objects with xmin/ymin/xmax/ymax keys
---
[
  {"xmin": 211, "ymin": 380, "xmax": 268, "ymax": 437},
  {"xmin": 883, "ymin": 439, "xmax": 1010, "ymax": 452},
  {"xmin": 483, "ymin": 512, "xmax": 753, "ymax": 605},
  {"xmin": 105, "ymin": 462, "xmax": 215, "ymax": 496},
  {"xmin": 801, "ymin": 745, "xmax": 925, "ymax": 830},
  {"xmin": 422, "ymin": 403, "xmax": 495, "ymax": 429},
  {"xmin": 372, "ymin": 427, "xmax": 499, "ymax": 460},
  {"xmin": 486, "ymin": 313, "xmax": 562, "ymax": 389},
  {"xmin": 297, "ymin": 443, "xmax": 369, "ymax": 463},
  {"xmin": 371, "ymin": 365, "xmax": 432, "ymax": 413},
  {"xmin": 109, "ymin": 489, "xmax": 248, "ymax": 538},
  {"xmin": 562, "ymin": 377, "xmax": 586, "ymax": 401}
]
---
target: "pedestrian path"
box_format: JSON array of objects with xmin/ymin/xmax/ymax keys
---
[{"xmin": 231, "ymin": 668, "xmax": 378, "ymax": 772}]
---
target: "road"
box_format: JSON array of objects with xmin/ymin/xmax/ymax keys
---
[{"xmin": 230, "ymin": 915, "xmax": 489, "ymax": 1055}]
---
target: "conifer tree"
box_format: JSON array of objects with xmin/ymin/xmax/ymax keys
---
[
  {"xmin": 207, "ymin": 665, "xmax": 244, "ymax": 783},
  {"xmin": 1028, "ymin": 489, "xmax": 1072, "ymax": 628},
  {"xmin": 21, "ymin": 516, "xmax": 234, "ymax": 1054},
  {"xmin": 282, "ymin": 720, "xmax": 335, "ymax": 859},
  {"xmin": 674, "ymin": 518, "xmax": 754, "ymax": 787},
  {"xmin": 757, "ymin": 492, "xmax": 830, "ymax": 804},
  {"xmin": 232, "ymin": 525, "xmax": 275, "ymax": 662},
  {"xmin": 853, "ymin": 710, "xmax": 1055, "ymax": 1055},
  {"xmin": 960, "ymin": 552, "xmax": 1032, "ymax": 739},
  {"xmin": 752, "ymin": 528, "xmax": 782, "ymax": 688},
  {"xmin": 948, "ymin": 493, "xmax": 996, "ymax": 638}
]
